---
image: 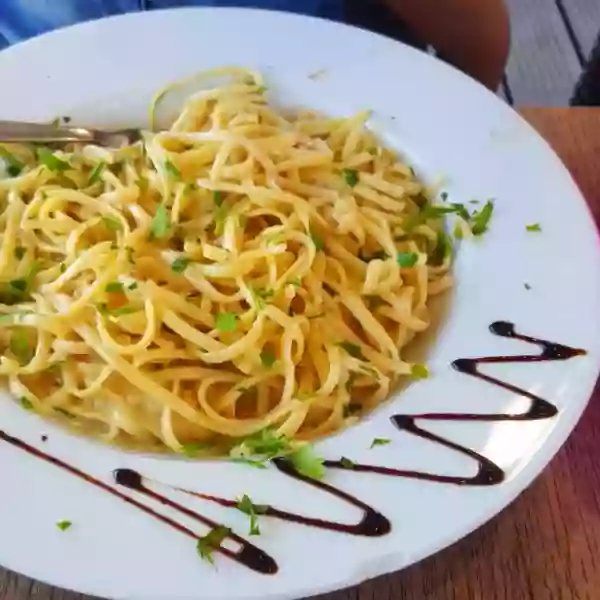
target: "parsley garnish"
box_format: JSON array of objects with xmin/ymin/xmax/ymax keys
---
[
  {"xmin": 14, "ymin": 247, "xmax": 25, "ymax": 260},
  {"xmin": 0, "ymin": 147, "xmax": 24, "ymax": 177},
  {"xmin": 165, "ymin": 160, "xmax": 181, "ymax": 180},
  {"xmin": 429, "ymin": 230, "xmax": 452, "ymax": 266},
  {"xmin": 150, "ymin": 202, "xmax": 170, "ymax": 239},
  {"xmin": 260, "ymin": 349, "xmax": 276, "ymax": 368},
  {"xmin": 396, "ymin": 252, "xmax": 418, "ymax": 268},
  {"xmin": 56, "ymin": 520, "xmax": 72, "ymax": 531},
  {"xmin": 370, "ymin": 438, "xmax": 392, "ymax": 448},
  {"xmin": 470, "ymin": 200, "xmax": 494, "ymax": 236},
  {"xmin": 9, "ymin": 279, "xmax": 27, "ymax": 293},
  {"xmin": 526, "ymin": 223, "xmax": 542, "ymax": 232},
  {"xmin": 88, "ymin": 161, "xmax": 106, "ymax": 185},
  {"xmin": 181, "ymin": 442, "xmax": 211, "ymax": 457},
  {"xmin": 249, "ymin": 286, "xmax": 274, "ymax": 310},
  {"xmin": 241, "ymin": 428, "xmax": 289, "ymax": 457},
  {"xmin": 339, "ymin": 457, "xmax": 356, "ymax": 470},
  {"xmin": 10, "ymin": 330, "xmax": 30, "ymax": 363},
  {"xmin": 128, "ymin": 282, "xmax": 138, "ymax": 291},
  {"xmin": 213, "ymin": 202, "xmax": 230, "ymax": 235},
  {"xmin": 410, "ymin": 364, "xmax": 430, "ymax": 379},
  {"xmin": 37, "ymin": 148, "xmax": 70, "ymax": 172},
  {"xmin": 287, "ymin": 277, "xmax": 302, "ymax": 287},
  {"xmin": 105, "ymin": 282, "xmax": 124, "ymax": 293},
  {"xmin": 440, "ymin": 192, "xmax": 448, "ymax": 201},
  {"xmin": 289, "ymin": 445, "xmax": 325, "ymax": 479},
  {"xmin": 213, "ymin": 191, "xmax": 224, "ymax": 207},
  {"xmin": 137, "ymin": 176, "xmax": 149, "ymax": 193},
  {"xmin": 524, "ymin": 283, "xmax": 532, "ymax": 291},
  {"xmin": 101, "ymin": 216, "xmax": 121, "ymax": 232},
  {"xmin": 20, "ymin": 397, "xmax": 33, "ymax": 410},
  {"xmin": 310, "ymin": 230, "xmax": 324, "ymax": 251},
  {"xmin": 338, "ymin": 342, "xmax": 364, "ymax": 360},
  {"xmin": 342, "ymin": 168, "xmax": 359, "ymax": 187},
  {"xmin": 216, "ymin": 312, "xmax": 237, "ymax": 333},
  {"xmin": 171, "ymin": 257, "xmax": 190, "ymax": 273},
  {"xmin": 196, "ymin": 525, "xmax": 231, "ymax": 564},
  {"xmin": 237, "ymin": 494, "xmax": 268, "ymax": 536}
]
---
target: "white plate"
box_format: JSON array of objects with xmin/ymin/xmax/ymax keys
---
[{"xmin": 0, "ymin": 8, "xmax": 599, "ymax": 600}]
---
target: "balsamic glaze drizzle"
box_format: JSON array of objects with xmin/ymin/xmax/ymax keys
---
[{"xmin": 0, "ymin": 322, "xmax": 586, "ymax": 574}]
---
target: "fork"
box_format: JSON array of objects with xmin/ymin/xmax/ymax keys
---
[{"xmin": 0, "ymin": 120, "xmax": 142, "ymax": 147}]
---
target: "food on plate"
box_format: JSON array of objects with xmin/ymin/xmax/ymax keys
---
[{"xmin": 0, "ymin": 68, "xmax": 483, "ymax": 456}]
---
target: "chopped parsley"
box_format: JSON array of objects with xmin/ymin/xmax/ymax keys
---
[
  {"xmin": 165, "ymin": 159, "xmax": 181, "ymax": 179},
  {"xmin": 422, "ymin": 205, "xmax": 462, "ymax": 219},
  {"xmin": 171, "ymin": 256, "xmax": 190, "ymax": 273},
  {"xmin": 289, "ymin": 445, "xmax": 325, "ymax": 479},
  {"xmin": 338, "ymin": 342, "xmax": 364, "ymax": 360},
  {"xmin": 213, "ymin": 202, "xmax": 230, "ymax": 235},
  {"xmin": 310, "ymin": 230, "xmax": 324, "ymax": 251},
  {"xmin": 410, "ymin": 364, "xmax": 430, "ymax": 379},
  {"xmin": 453, "ymin": 222, "xmax": 464, "ymax": 240},
  {"xmin": 260, "ymin": 349, "xmax": 276, "ymax": 368},
  {"xmin": 0, "ymin": 147, "xmax": 24, "ymax": 177},
  {"xmin": 14, "ymin": 247, "xmax": 25, "ymax": 260},
  {"xmin": 287, "ymin": 277, "xmax": 302, "ymax": 288},
  {"xmin": 196, "ymin": 525, "xmax": 231, "ymax": 564},
  {"xmin": 150, "ymin": 202, "xmax": 170, "ymax": 239},
  {"xmin": 524, "ymin": 283, "xmax": 532, "ymax": 291},
  {"xmin": 241, "ymin": 428, "xmax": 289, "ymax": 457},
  {"xmin": 237, "ymin": 494, "xmax": 268, "ymax": 536},
  {"xmin": 216, "ymin": 311, "xmax": 237, "ymax": 333},
  {"xmin": 370, "ymin": 438, "xmax": 392, "ymax": 448},
  {"xmin": 128, "ymin": 282, "xmax": 138, "ymax": 291},
  {"xmin": 339, "ymin": 457, "xmax": 356, "ymax": 470},
  {"xmin": 213, "ymin": 191, "xmax": 224, "ymax": 207},
  {"xmin": 342, "ymin": 168, "xmax": 359, "ymax": 187},
  {"xmin": 180, "ymin": 442, "xmax": 211, "ymax": 457},
  {"xmin": 88, "ymin": 161, "xmax": 106, "ymax": 185},
  {"xmin": 97, "ymin": 303, "xmax": 138, "ymax": 317},
  {"xmin": 56, "ymin": 520, "xmax": 72, "ymax": 531},
  {"xmin": 101, "ymin": 216, "xmax": 121, "ymax": 232},
  {"xmin": 470, "ymin": 200, "xmax": 494, "ymax": 236},
  {"xmin": 10, "ymin": 330, "xmax": 30, "ymax": 363},
  {"xmin": 20, "ymin": 397, "xmax": 33, "ymax": 410},
  {"xmin": 9, "ymin": 279, "xmax": 27, "ymax": 293},
  {"xmin": 37, "ymin": 148, "xmax": 70, "ymax": 172},
  {"xmin": 105, "ymin": 282, "xmax": 124, "ymax": 293},
  {"xmin": 526, "ymin": 223, "xmax": 542, "ymax": 232},
  {"xmin": 137, "ymin": 176, "xmax": 149, "ymax": 193},
  {"xmin": 440, "ymin": 192, "xmax": 448, "ymax": 201},
  {"xmin": 429, "ymin": 230, "xmax": 452, "ymax": 266},
  {"xmin": 249, "ymin": 286, "xmax": 274, "ymax": 310},
  {"xmin": 396, "ymin": 252, "xmax": 418, "ymax": 268}
]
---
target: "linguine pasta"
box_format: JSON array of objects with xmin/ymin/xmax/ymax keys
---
[{"xmin": 0, "ymin": 68, "xmax": 453, "ymax": 455}]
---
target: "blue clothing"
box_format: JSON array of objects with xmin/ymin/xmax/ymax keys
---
[{"xmin": 0, "ymin": 0, "xmax": 344, "ymax": 50}]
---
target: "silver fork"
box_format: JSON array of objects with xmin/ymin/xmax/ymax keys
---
[{"xmin": 0, "ymin": 120, "xmax": 142, "ymax": 147}]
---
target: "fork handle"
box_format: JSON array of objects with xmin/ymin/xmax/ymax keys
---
[{"xmin": 0, "ymin": 120, "xmax": 95, "ymax": 143}]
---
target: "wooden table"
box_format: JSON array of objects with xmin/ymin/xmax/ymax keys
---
[{"xmin": 1, "ymin": 108, "xmax": 599, "ymax": 600}]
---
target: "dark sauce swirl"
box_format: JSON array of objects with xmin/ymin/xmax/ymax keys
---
[{"xmin": 0, "ymin": 322, "xmax": 587, "ymax": 574}]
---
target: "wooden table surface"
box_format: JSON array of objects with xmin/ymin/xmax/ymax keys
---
[{"xmin": 1, "ymin": 108, "xmax": 599, "ymax": 600}]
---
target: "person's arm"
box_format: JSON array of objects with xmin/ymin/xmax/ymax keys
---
[{"xmin": 379, "ymin": 0, "xmax": 510, "ymax": 90}]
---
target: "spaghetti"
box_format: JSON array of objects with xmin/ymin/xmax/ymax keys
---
[{"xmin": 0, "ymin": 68, "xmax": 453, "ymax": 454}]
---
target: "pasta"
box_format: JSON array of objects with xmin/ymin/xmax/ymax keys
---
[{"xmin": 0, "ymin": 68, "xmax": 453, "ymax": 455}]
